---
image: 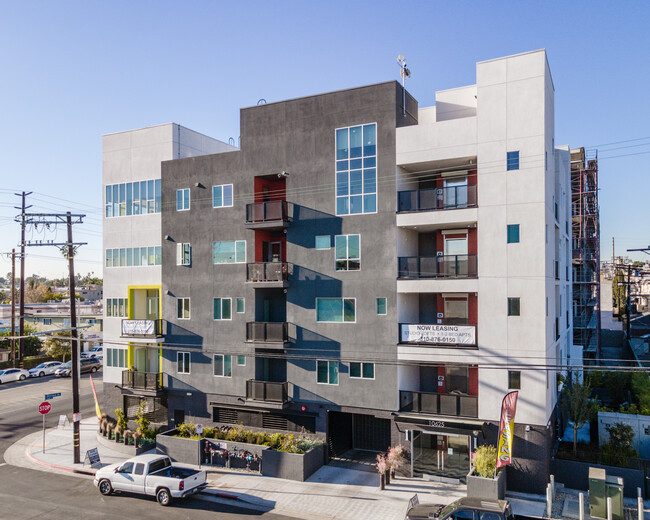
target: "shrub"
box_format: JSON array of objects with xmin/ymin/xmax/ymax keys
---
[
  {"xmin": 472, "ymin": 445, "xmax": 497, "ymax": 478},
  {"xmin": 115, "ymin": 408, "xmax": 127, "ymax": 431},
  {"xmin": 177, "ymin": 422, "xmax": 196, "ymax": 438},
  {"xmin": 601, "ymin": 422, "xmax": 637, "ymax": 467}
]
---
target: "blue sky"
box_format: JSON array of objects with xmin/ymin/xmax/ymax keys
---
[{"xmin": 0, "ymin": 1, "xmax": 648, "ymax": 278}]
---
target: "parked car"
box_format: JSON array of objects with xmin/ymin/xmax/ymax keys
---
[
  {"xmin": 55, "ymin": 358, "xmax": 101, "ymax": 377},
  {"xmin": 29, "ymin": 361, "xmax": 63, "ymax": 377},
  {"xmin": 0, "ymin": 368, "xmax": 31, "ymax": 384},
  {"xmin": 405, "ymin": 497, "xmax": 514, "ymax": 520},
  {"xmin": 94, "ymin": 454, "xmax": 207, "ymax": 506}
]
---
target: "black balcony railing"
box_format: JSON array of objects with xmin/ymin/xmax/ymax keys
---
[
  {"xmin": 246, "ymin": 322, "xmax": 289, "ymax": 343},
  {"xmin": 399, "ymin": 390, "xmax": 478, "ymax": 418},
  {"xmin": 122, "ymin": 371, "xmax": 163, "ymax": 391},
  {"xmin": 399, "ymin": 322, "xmax": 477, "ymax": 347},
  {"xmin": 397, "ymin": 185, "xmax": 477, "ymax": 213},
  {"xmin": 121, "ymin": 319, "xmax": 163, "ymax": 337},
  {"xmin": 246, "ymin": 262, "xmax": 291, "ymax": 283},
  {"xmin": 246, "ymin": 200, "xmax": 292, "ymax": 223},
  {"xmin": 246, "ymin": 379, "xmax": 288, "ymax": 403},
  {"xmin": 398, "ymin": 254, "xmax": 477, "ymax": 279}
]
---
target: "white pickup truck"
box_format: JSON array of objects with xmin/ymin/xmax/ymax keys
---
[{"xmin": 94, "ymin": 454, "xmax": 207, "ymax": 506}]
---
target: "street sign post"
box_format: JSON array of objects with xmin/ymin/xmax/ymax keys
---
[
  {"xmin": 196, "ymin": 424, "xmax": 203, "ymax": 469},
  {"xmin": 39, "ymin": 401, "xmax": 52, "ymax": 453}
]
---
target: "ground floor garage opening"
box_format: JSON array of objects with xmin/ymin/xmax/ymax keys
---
[{"xmin": 327, "ymin": 411, "xmax": 391, "ymax": 468}]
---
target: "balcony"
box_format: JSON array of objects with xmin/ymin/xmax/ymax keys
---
[
  {"xmin": 399, "ymin": 323, "xmax": 476, "ymax": 347},
  {"xmin": 398, "ymin": 254, "xmax": 477, "ymax": 279},
  {"xmin": 399, "ymin": 390, "xmax": 478, "ymax": 418},
  {"xmin": 246, "ymin": 322, "xmax": 289, "ymax": 345},
  {"xmin": 246, "ymin": 262, "xmax": 291, "ymax": 288},
  {"xmin": 122, "ymin": 371, "xmax": 163, "ymax": 392},
  {"xmin": 245, "ymin": 201, "xmax": 293, "ymax": 230},
  {"xmin": 398, "ymin": 185, "xmax": 477, "ymax": 213},
  {"xmin": 121, "ymin": 319, "xmax": 164, "ymax": 338},
  {"xmin": 246, "ymin": 379, "xmax": 289, "ymax": 405}
]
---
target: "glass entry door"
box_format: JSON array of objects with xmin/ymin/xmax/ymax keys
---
[{"xmin": 411, "ymin": 431, "xmax": 470, "ymax": 482}]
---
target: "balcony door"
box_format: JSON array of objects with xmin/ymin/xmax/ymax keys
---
[
  {"xmin": 263, "ymin": 241, "xmax": 282, "ymax": 263},
  {"xmin": 443, "ymin": 298, "xmax": 468, "ymax": 325},
  {"xmin": 146, "ymin": 289, "xmax": 159, "ymax": 320},
  {"xmin": 443, "ymin": 236, "xmax": 468, "ymax": 277},
  {"xmin": 443, "ymin": 176, "xmax": 468, "ymax": 208}
]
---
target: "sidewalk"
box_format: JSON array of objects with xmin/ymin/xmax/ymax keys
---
[{"xmin": 5, "ymin": 417, "xmax": 648, "ymax": 520}]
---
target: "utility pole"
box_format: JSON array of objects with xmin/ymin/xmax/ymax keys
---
[
  {"xmin": 21, "ymin": 210, "xmax": 85, "ymax": 465},
  {"xmin": 15, "ymin": 191, "xmax": 32, "ymax": 368},
  {"xmin": 11, "ymin": 249, "xmax": 16, "ymax": 368},
  {"xmin": 66, "ymin": 212, "xmax": 81, "ymax": 464}
]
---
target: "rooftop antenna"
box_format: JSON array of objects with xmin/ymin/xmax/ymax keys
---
[{"xmin": 397, "ymin": 54, "xmax": 411, "ymax": 117}]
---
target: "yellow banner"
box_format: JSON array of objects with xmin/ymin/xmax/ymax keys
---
[{"xmin": 89, "ymin": 375, "xmax": 102, "ymax": 421}]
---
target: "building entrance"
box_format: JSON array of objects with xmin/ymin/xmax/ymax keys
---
[{"xmin": 410, "ymin": 431, "xmax": 470, "ymax": 482}]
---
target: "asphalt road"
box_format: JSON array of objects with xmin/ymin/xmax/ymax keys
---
[{"xmin": 0, "ymin": 372, "xmax": 298, "ymax": 519}]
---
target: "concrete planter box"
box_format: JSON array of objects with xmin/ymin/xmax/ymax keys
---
[
  {"xmin": 467, "ymin": 468, "xmax": 506, "ymax": 500},
  {"xmin": 96, "ymin": 431, "xmax": 153, "ymax": 456},
  {"xmin": 155, "ymin": 430, "xmax": 324, "ymax": 481},
  {"xmin": 261, "ymin": 443, "xmax": 325, "ymax": 482}
]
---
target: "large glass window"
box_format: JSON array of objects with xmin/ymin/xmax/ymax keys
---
[
  {"xmin": 106, "ymin": 298, "xmax": 128, "ymax": 317},
  {"xmin": 106, "ymin": 348, "xmax": 127, "ymax": 368},
  {"xmin": 176, "ymin": 188, "xmax": 190, "ymax": 211},
  {"xmin": 176, "ymin": 243, "xmax": 191, "ymax": 265},
  {"xmin": 105, "ymin": 246, "xmax": 162, "ymax": 267},
  {"xmin": 105, "ymin": 179, "xmax": 161, "ymax": 217},
  {"xmin": 350, "ymin": 362, "xmax": 374, "ymax": 379},
  {"xmin": 177, "ymin": 298, "xmax": 190, "ymax": 319},
  {"xmin": 213, "ymin": 298, "xmax": 232, "ymax": 320},
  {"xmin": 316, "ymin": 298, "xmax": 355, "ymax": 322},
  {"xmin": 213, "ymin": 355, "xmax": 232, "ymax": 377},
  {"xmin": 317, "ymin": 360, "xmax": 339, "ymax": 385},
  {"xmin": 213, "ymin": 240, "xmax": 246, "ymax": 264},
  {"xmin": 212, "ymin": 184, "xmax": 233, "ymax": 208},
  {"xmin": 177, "ymin": 352, "xmax": 190, "ymax": 374},
  {"xmin": 336, "ymin": 123, "xmax": 377, "ymax": 215},
  {"xmin": 335, "ymin": 234, "xmax": 360, "ymax": 271}
]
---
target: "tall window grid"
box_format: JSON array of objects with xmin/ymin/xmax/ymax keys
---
[
  {"xmin": 176, "ymin": 243, "xmax": 191, "ymax": 266},
  {"xmin": 105, "ymin": 247, "xmax": 161, "ymax": 267},
  {"xmin": 177, "ymin": 352, "xmax": 190, "ymax": 374},
  {"xmin": 177, "ymin": 298, "xmax": 190, "ymax": 319},
  {"xmin": 317, "ymin": 360, "xmax": 339, "ymax": 385},
  {"xmin": 336, "ymin": 123, "xmax": 377, "ymax": 215},
  {"xmin": 105, "ymin": 179, "xmax": 161, "ymax": 217}
]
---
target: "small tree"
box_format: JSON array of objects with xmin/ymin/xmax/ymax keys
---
[
  {"xmin": 602, "ymin": 422, "xmax": 637, "ymax": 467},
  {"xmin": 561, "ymin": 372, "xmax": 598, "ymax": 457},
  {"xmin": 135, "ymin": 400, "xmax": 152, "ymax": 440},
  {"xmin": 612, "ymin": 270, "xmax": 627, "ymax": 315},
  {"xmin": 0, "ymin": 323, "xmax": 42, "ymax": 357},
  {"xmin": 43, "ymin": 331, "xmax": 72, "ymax": 362}
]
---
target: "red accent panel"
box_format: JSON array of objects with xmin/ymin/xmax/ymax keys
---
[
  {"xmin": 467, "ymin": 169, "xmax": 477, "ymax": 186},
  {"xmin": 469, "ymin": 365, "xmax": 478, "ymax": 396},
  {"xmin": 468, "ymin": 228, "xmax": 477, "ymax": 255},
  {"xmin": 468, "ymin": 294, "xmax": 478, "ymax": 325},
  {"xmin": 254, "ymin": 177, "xmax": 285, "ymax": 203},
  {"xmin": 254, "ymin": 230, "xmax": 287, "ymax": 262}
]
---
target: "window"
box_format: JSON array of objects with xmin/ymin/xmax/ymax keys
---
[
  {"xmin": 105, "ymin": 247, "xmax": 161, "ymax": 267},
  {"xmin": 236, "ymin": 298, "xmax": 245, "ymax": 313},
  {"xmin": 213, "ymin": 355, "xmax": 232, "ymax": 377},
  {"xmin": 212, "ymin": 184, "xmax": 233, "ymax": 208},
  {"xmin": 316, "ymin": 298, "xmax": 356, "ymax": 323},
  {"xmin": 507, "ymin": 224, "xmax": 520, "ymax": 244},
  {"xmin": 350, "ymin": 362, "xmax": 374, "ymax": 379},
  {"xmin": 176, "ymin": 188, "xmax": 190, "ymax": 211},
  {"xmin": 509, "ymin": 370, "xmax": 521, "ymax": 390},
  {"xmin": 177, "ymin": 352, "xmax": 190, "ymax": 374},
  {"xmin": 336, "ymin": 123, "xmax": 377, "ymax": 215},
  {"xmin": 317, "ymin": 360, "xmax": 339, "ymax": 385},
  {"xmin": 176, "ymin": 243, "xmax": 191, "ymax": 266},
  {"xmin": 507, "ymin": 151, "xmax": 519, "ymax": 171},
  {"xmin": 105, "ymin": 179, "xmax": 160, "ymax": 217},
  {"xmin": 376, "ymin": 298, "xmax": 387, "ymax": 315},
  {"xmin": 213, "ymin": 298, "xmax": 232, "ymax": 320},
  {"xmin": 507, "ymin": 297, "xmax": 520, "ymax": 316},
  {"xmin": 335, "ymin": 234, "xmax": 360, "ymax": 271},
  {"xmin": 106, "ymin": 348, "xmax": 126, "ymax": 368},
  {"xmin": 315, "ymin": 235, "xmax": 331, "ymax": 250},
  {"xmin": 133, "ymin": 463, "xmax": 145, "ymax": 476},
  {"xmin": 213, "ymin": 240, "xmax": 246, "ymax": 264},
  {"xmin": 118, "ymin": 462, "xmax": 134, "ymax": 474},
  {"xmin": 237, "ymin": 355, "xmax": 246, "ymax": 366},
  {"xmin": 106, "ymin": 298, "xmax": 128, "ymax": 317},
  {"xmin": 43, "ymin": 318, "xmax": 52, "ymax": 325},
  {"xmin": 177, "ymin": 298, "xmax": 190, "ymax": 319}
]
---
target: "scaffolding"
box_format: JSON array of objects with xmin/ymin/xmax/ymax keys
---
[{"xmin": 571, "ymin": 147, "xmax": 601, "ymax": 362}]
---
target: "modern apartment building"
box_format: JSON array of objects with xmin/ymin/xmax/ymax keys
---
[{"xmin": 102, "ymin": 50, "xmax": 571, "ymax": 493}]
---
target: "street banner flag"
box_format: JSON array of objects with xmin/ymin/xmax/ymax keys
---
[
  {"xmin": 90, "ymin": 375, "xmax": 102, "ymax": 421},
  {"xmin": 496, "ymin": 391, "xmax": 519, "ymax": 469}
]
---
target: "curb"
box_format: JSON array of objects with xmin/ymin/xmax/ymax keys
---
[
  {"xmin": 25, "ymin": 447, "xmax": 74, "ymax": 473},
  {"xmin": 200, "ymin": 488, "xmax": 241, "ymax": 501}
]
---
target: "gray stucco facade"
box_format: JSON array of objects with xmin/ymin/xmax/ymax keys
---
[{"xmin": 160, "ymin": 82, "xmax": 417, "ymax": 449}]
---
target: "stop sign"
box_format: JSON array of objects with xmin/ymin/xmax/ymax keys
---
[{"xmin": 39, "ymin": 402, "xmax": 52, "ymax": 415}]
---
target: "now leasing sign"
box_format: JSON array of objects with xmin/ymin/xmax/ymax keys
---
[
  {"xmin": 401, "ymin": 324, "xmax": 476, "ymax": 345},
  {"xmin": 122, "ymin": 320, "xmax": 155, "ymax": 335}
]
